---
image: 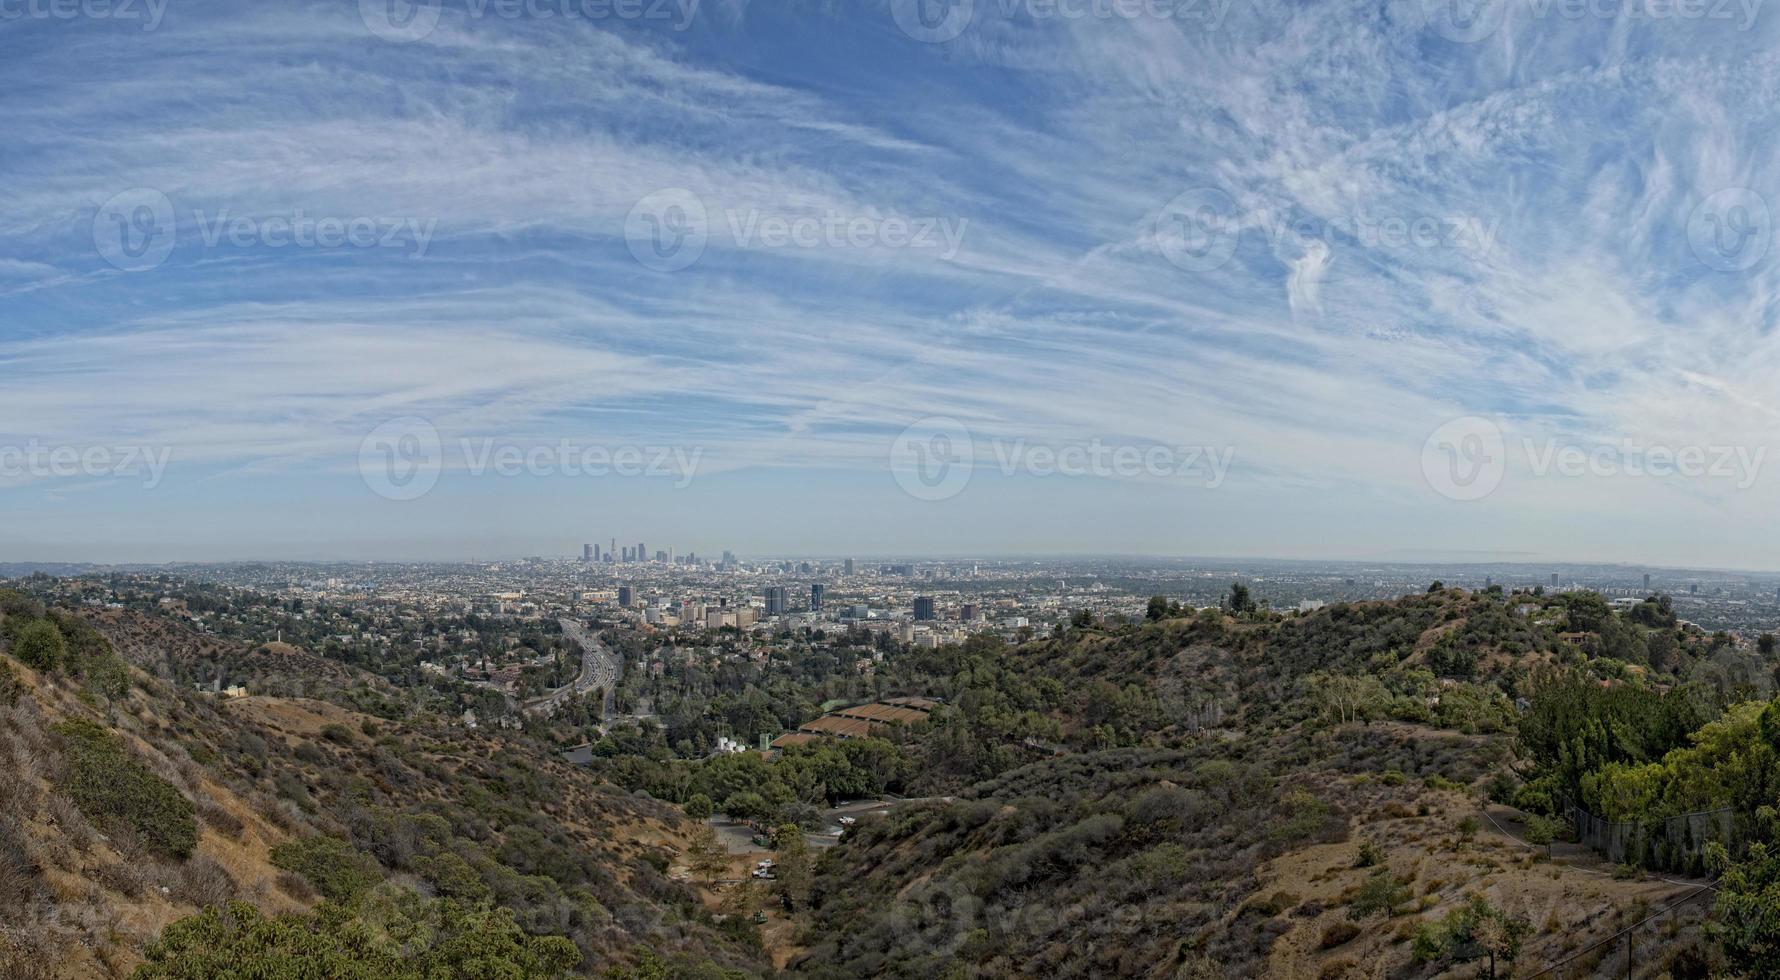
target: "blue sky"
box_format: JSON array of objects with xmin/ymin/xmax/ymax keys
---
[{"xmin": 4, "ymin": 0, "xmax": 1780, "ymax": 564}]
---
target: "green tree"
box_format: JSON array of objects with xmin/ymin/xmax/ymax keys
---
[
  {"xmin": 688, "ymin": 825, "xmax": 728, "ymax": 884},
  {"xmin": 1146, "ymin": 596, "xmax": 1169, "ymax": 622},
  {"xmin": 772, "ymin": 823, "xmax": 812, "ymax": 911},
  {"xmin": 1347, "ymin": 867, "xmax": 1410, "ymax": 920},
  {"xmin": 13, "ymin": 620, "xmax": 65, "ymax": 671},
  {"xmin": 1713, "ymin": 841, "xmax": 1780, "ymax": 977},
  {"xmin": 134, "ymin": 892, "xmax": 580, "ymax": 979},
  {"xmin": 54, "ymin": 719, "xmax": 196, "ymax": 859},
  {"xmin": 1412, "ymin": 896, "xmax": 1529, "ymax": 976},
  {"xmin": 1226, "ymin": 583, "xmax": 1257, "ymax": 616},
  {"xmin": 1523, "ymin": 814, "xmax": 1562, "ymax": 859},
  {"xmin": 1307, "ymin": 672, "xmax": 1387, "ymax": 727},
  {"xmin": 271, "ymin": 836, "xmax": 384, "ymax": 901},
  {"xmin": 683, "ymin": 792, "xmax": 714, "ymax": 821}
]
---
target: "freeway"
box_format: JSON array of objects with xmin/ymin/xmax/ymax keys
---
[{"xmin": 523, "ymin": 618, "xmax": 620, "ymax": 719}]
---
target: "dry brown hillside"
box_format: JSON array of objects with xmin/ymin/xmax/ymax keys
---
[
  {"xmin": 0, "ymin": 600, "xmax": 771, "ymax": 978},
  {"xmin": 0, "ymin": 656, "xmax": 310, "ymax": 978}
]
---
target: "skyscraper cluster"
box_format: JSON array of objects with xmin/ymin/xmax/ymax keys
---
[{"xmin": 579, "ymin": 538, "xmax": 696, "ymax": 564}]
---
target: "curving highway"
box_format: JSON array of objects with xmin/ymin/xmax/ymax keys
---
[{"xmin": 523, "ymin": 618, "xmax": 620, "ymax": 719}]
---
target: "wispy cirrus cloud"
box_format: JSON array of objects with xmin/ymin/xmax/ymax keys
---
[{"xmin": 5, "ymin": 0, "xmax": 1780, "ymax": 562}]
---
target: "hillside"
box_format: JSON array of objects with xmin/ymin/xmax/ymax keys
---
[
  {"xmin": 9, "ymin": 582, "xmax": 1778, "ymax": 977},
  {"xmin": 774, "ymin": 588, "xmax": 1757, "ymax": 978},
  {"xmin": 0, "ymin": 591, "xmax": 771, "ymax": 978}
]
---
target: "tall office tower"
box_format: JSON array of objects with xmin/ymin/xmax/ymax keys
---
[
  {"xmin": 914, "ymin": 596, "xmax": 936, "ymax": 621},
  {"xmin": 844, "ymin": 558, "xmax": 855, "ymax": 576},
  {"xmin": 618, "ymin": 586, "xmax": 633, "ymax": 607},
  {"xmin": 960, "ymin": 602, "xmax": 978, "ymax": 622},
  {"xmin": 610, "ymin": 538, "xmax": 617, "ymax": 561},
  {"xmin": 765, "ymin": 586, "xmax": 788, "ymax": 616},
  {"xmin": 583, "ymin": 543, "xmax": 593, "ymax": 561},
  {"xmin": 810, "ymin": 583, "xmax": 825, "ymax": 610},
  {"xmin": 593, "ymin": 543, "xmax": 601, "ymax": 561},
  {"xmin": 1644, "ymin": 573, "xmax": 1651, "ymax": 590},
  {"xmin": 1550, "ymin": 573, "xmax": 1559, "ymax": 587},
  {"xmin": 1484, "ymin": 575, "xmax": 1492, "ymax": 589},
  {"xmin": 637, "ymin": 542, "xmax": 645, "ymax": 563}
]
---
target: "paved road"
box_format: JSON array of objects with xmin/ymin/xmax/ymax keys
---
[
  {"xmin": 524, "ymin": 619, "xmax": 620, "ymax": 718},
  {"xmin": 708, "ymin": 796, "xmax": 954, "ymax": 852}
]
